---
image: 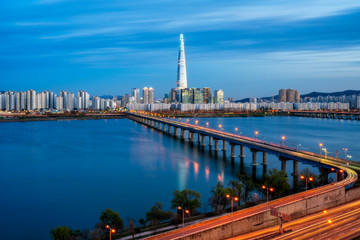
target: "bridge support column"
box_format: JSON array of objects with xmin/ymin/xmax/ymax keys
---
[
  {"xmin": 230, "ymin": 144, "xmax": 236, "ymax": 158},
  {"xmin": 201, "ymin": 135, "xmax": 206, "ymax": 147},
  {"xmin": 337, "ymin": 171, "xmax": 344, "ymax": 181},
  {"xmin": 239, "ymin": 145, "xmax": 245, "ymax": 157},
  {"xmin": 251, "ymin": 149, "xmax": 258, "ymax": 166},
  {"xmin": 209, "ymin": 136, "xmax": 213, "ymax": 147},
  {"xmin": 222, "ymin": 140, "xmax": 227, "ymax": 151},
  {"xmin": 181, "ymin": 129, "xmax": 185, "ymax": 140},
  {"xmin": 198, "ymin": 133, "xmax": 201, "ymax": 143},
  {"xmin": 280, "ymin": 157, "xmax": 287, "ymax": 171},
  {"xmin": 214, "ymin": 139, "xmax": 219, "ymax": 151},
  {"xmin": 190, "ymin": 132, "xmax": 194, "ymax": 143},
  {"xmin": 261, "ymin": 152, "xmax": 267, "ymax": 165},
  {"xmin": 162, "ymin": 123, "xmax": 165, "ymax": 132},
  {"xmin": 168, "ymin": 125, "xmax": 171, "ymax": 134},
  {"xmin": 292, "ymin": 160, "xmax": 299, "ymax": 176},
  {"xmin": 173, "ymin": 127, "xmax": 177, "ymax": 137}
]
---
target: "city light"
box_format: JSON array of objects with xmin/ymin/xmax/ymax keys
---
[{"xmin": 255, "ymin": 131, "xmax": 259, "ymax": 139}]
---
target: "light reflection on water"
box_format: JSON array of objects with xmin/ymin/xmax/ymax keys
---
[{"xmin": 0, "ymin": 116, "xmax": 357, "ymax": 240}]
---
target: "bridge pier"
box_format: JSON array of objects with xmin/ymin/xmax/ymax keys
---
[
  {"xmin": 201, "ymin": 134, "xmax": 206, "ymax": 147},
  {"xmin": 197, "ymin": 133, "xmax": 201, "ymax": 143},
  {"xmin": 239, "ymin": 145, "xmax": 245, "ymax": 158},
  {"xmin": 279, "ymin": 156, "xmax": 287, "ymax": 171},
  {"xmin": 337, "ymin": 171, "xmax": 344, "ymax": 181},
  {"xmin": 181, "ymin": 129, "xmax": 185, "ymax": 140},
  {"xmin": 292, "ymin": 160, "xmax": 299, "ymax": 176},
  {"xmin": 222, "ymin": 140, "xmax": 227, "ymax": 151},
  {"xmin": 251, "ymin": 149, "xmax": 258, "ymax": 166},
  {"xmin": 168, "ymin": 125, "xmax": 171, "ymax": 134},
  {"xmin": 261, "ymin": 152, "xmax": 267, "ymax": 165},
  {"xmin": 209, "ymin": 136, "xmax": 213, "ymax": 147},
  {"xmin": 230, "ymin": 144, "xmax": 236, "ymax": 158},
  {"xmin": 173, "ymin": 127, "xmax": 178, "ymax": 137},
  {"xmin": 214, "ymin": 139, "xmax": 219, "ymax": 152},
  {"xmin": 162, "ymin": 123, "xmax": 165, "ymax": 132}
]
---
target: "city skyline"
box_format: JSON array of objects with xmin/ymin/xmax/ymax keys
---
[{"xmin": 1, "ymin": 1, "xmax": 360, "ymax": 99}]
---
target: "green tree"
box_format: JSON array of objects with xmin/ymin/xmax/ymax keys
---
[
  {"xmin": 229, "ymin": 180, "xmax": 244, "ymax": 206},
  {"xmin": 126, "ymin": 220, "xmax": 136, "ymax": 240},
  {"xmin": 208, "ymin": 182, "xmax": 233, "ymax": 213},
  {"xmin": 171, "ymin": 189, "xmax": 201, "ymax": 213},
  {"xmin": 237, "ymin": 173, "xmax": 256, "ymax": 203},
  {"xmin": 50, "ymin": 226, "xmax": 72, "ymax": 240},
  {"xmin": 263, "ymin": 168, "xmax": 290, "ymax": 199},
  {"xmin": 99, "ymin": 208, "xmax": 124, "ymax": 230},
  {"xmin": 146, "ymin": 202, "xmax": 172, "ymax": 232}
]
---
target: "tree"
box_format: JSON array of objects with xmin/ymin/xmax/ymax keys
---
[
  {"xmin": 50, "ymin": 226, "xmax": 72, "ymax": 240},
  {"xmin": 229, "ymin": 180, "xmax": 244, "ymax": 206},
  {"xmin": 208, "ymin": 182, "xmax": 233, "ymax": 213},
  {"xmin": 146, "ymin": 202, "xmax": 172, "ymax": 232},
  {"xmin": 237, "ymin": 173, "xmax": 256, "ymax": 203},
  {"xmin": 126, "ymin": 220, "xmax": 136, "ymax": 240},
  {"xmin": 138, "ymin": 218, "xmax": 147, "ymax": 228},
  {"xmin": 99, "ymin": 208, "xmax": 124, "ymax": 230},
  {"xmin": 171, "ymin": 189, "xmax": 201, "ymax": 213},
  {"xmin": 263, "ymin": 168, "xmax": 290, "ymax": 199}
]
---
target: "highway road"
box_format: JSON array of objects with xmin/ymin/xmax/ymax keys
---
[
  {"xmin": 127, "ymin": 113, "xmax": 358, "ymax": 240},
  {"xmin": 229, "ymin": 199, "xmax": 360, "ymax": 240}
]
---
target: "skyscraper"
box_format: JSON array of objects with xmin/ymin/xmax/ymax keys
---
[
  {"xmin": 286, "ymin": 89, "xmax": 296, "ymax": 103},
  {"xmin": 142, "ymin": 87, "xmax": 149, "ymax": 104},
  {"xmin": 148, "ymin": 87, "xmax": 154, "ymax": 104},
  {"xmin": 176, "ymin": 34, "xmax": 187, "ymax": 90},
  {"xmin": 203, "ymin": 87, "xmax": 211, "ymax": 103}
]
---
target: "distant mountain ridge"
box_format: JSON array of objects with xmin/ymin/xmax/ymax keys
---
[{"xmin": 235, "ymin": 90, "xmax": 360, "ymax": 103}]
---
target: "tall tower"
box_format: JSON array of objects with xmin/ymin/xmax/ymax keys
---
[{"xmin": 176, "ymin": 33, "xmax": 187, "ymax": 90}]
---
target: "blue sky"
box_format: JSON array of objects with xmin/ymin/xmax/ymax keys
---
[{"xmin": 1, "ymin": 0, "xmax": 360, "ymax": 99}]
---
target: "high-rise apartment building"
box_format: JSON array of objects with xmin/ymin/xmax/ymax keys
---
[
  {"xmin": 77, "ymin": 91, "xmax": 90, "ymax": 109},
  {"xmin": 176, "ymin": 34, "xmax": 187, "ymax": 90},
  {"xmin": 148, "ymin": 87, "xmax": 154, "ymax": 104},
  {"xmin": 180, "ymin": 88, "xmax": 192, "ymax": 103},
  {"xmin": 295, "ymin": 90, "xmax": 300, "ymax": 103},
  {"xmin": 170, "ymin": 88, "xmax": 177, "ymax": 103},
  {"xmin": 278, "ymin": 89, "xmax": 286, "ymax": 102},
  {"xmin": 203, "ymin": 87, "xmax": 211, "ymax": 103},
  {"xmin": 214, "ymin": 90, "xmax": 224, "ymax": 104},
  {"xmin": 193, "ymin": 88, "xmax": 203, "ymax": 104},
  {"xmin": 286, "ymin": 89, "xmax": 296, "ymax": 103},
  {"xmin": 131, "ymin": 88, "xmax": 140, "ymax": 104}
]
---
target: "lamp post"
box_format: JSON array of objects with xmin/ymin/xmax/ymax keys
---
[
  {"xmin": 343, "ymin": 148, "xmax": 348, "ymax": 160},
  {"xmin": 206, "ymin": 122, "xmax": 209, "ymax": 127},
  {"xmin": 300, "ymin": 175, "xmax": 313, "ymax": 198},
  {"xmin": 177, "ymin": 206, "xmax": 190, "ymax": 228},
  {"xmin": 105, "ymin": 225, "xmax": 116, "ymax": 240},
  {"xmin": 255, "ymin": 131, "xmax": 259, "ymax": 139},
  {"xmin": 319, "ymin": 143, "xmax": 323, "ymax": 154},
  {"xmin": 195, "ymin": 120, "xmax": 198, "ymax": 125},
  {"xmin": 235, "ymin": 127, "xmax": 238, "ymax": 134},
  {"xmin": 226, "ymin": 194, "xmax": 239, "ymax": 216},
  {"xmin": 261, "ymin": 185, "xmax": 274, "ymax": 208},
  {"xmin": 322, "ymin": 148, "xmax": 328, "ymax": 159},
  {"xmin": 281, "ymin": 136, "xmax": 286, "ymax": 149}
]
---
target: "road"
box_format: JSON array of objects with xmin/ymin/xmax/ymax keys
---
[{"xmin": 229, "ymin": 199, "xmax": 360, "ymax": 240}]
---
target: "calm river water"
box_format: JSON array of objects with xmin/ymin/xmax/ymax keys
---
[{"xmin": 0, "ymin": 116, "xmax": 358, "ymax": 239}]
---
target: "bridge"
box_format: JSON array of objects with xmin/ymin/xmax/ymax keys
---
[
  {"xmin": 127, "ymin": 111, "xmax": 359, "ymax": 240},
  {"xmin": 283, "ymin": 110, "xmax": 360, "ymax": 120}
]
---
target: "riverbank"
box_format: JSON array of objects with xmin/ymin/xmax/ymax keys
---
[{"xmin": 0, "ymin": 114, "xmax": 127, "ymax": 122}]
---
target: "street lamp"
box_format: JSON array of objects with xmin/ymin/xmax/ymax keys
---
[
  {"xmin": 177, "ymin": 206, "xmax": 190, "ymax": 228},
  {"xmin": 226, "ymin": 194, "xmax": 239, "ymax": 216},
  {"xmin": 105, "ymin": 225, "xmax": 116, "ymax": 240},
  {"xmin": 206, "ymin": 122, "xmax": 209, "ymax": 127},
  {"xmin": 322, "ymin": 148, "xmax": 328, "ymax": 159},
  {"xmin": 255, "ymin": 131, "xmax": 259, "ymax": 139},
  {"xmin": 300, "ymin": 175, "xmax": 313, "ymax": 197},
  {"xmin": 261, "ymin": 185, "xmax": 274, "ymax": 208},
  {"xmin": 235, "ymin": 127, "xmax": 238, "ymax": 133},
  {"xmin": 281, "ymin": 136, "xmax": 286, "ymax": 149},
  {"xmin": 319, "ymin": 143, "xmax": 323, "ymax": 154},
  {"xmin": 218, "ymin": 124, "xmax": 223, "ymax": 130},
  {"xmin": 343, "ymin": 148, "xmax": 348, "ymax": 160},
  {"xmin": 195, "ymin": 120, "xmax": 198, "ymax": 125}
]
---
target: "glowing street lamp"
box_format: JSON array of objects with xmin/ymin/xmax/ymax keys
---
[
  {"xmin": 195, "ymin": 120, "xmax": 199, "ymax": 125},
  {"xmin": 343, "ymin": 148, "xmax": 348, "ymax": 160},
  {"xmin": 206, "ymin": 122, "xmax": 209, "ymax": 127},
  {"xmin": 226, "ymin": 194, "xmax": 239, "ymax": 216},
  {"xmin": 319, "ymin": 143, "xmax": 323, "ymax": 154},
  {"xmin": 261, "ymin": 185, "xmax": 274, "ymax": 207},
  {"xmin": 219, "ymin": 124, "xmax": 223, "ymax": 130},
  {"xmin": 300, "ymin": 175, "xmax": 313, "ymax": 197},
  {"xmin": 255, "ymin": 131, "xmax": 259, "ymax": 139},
  {"xmin": 281, "ymin": 136, "xmax": 286, "ymax": 149},
  {"xmin": 177, "ymin": 207, "xmax": 190, "ymax": 228},
  {"xmin": 105, "ymin": 225, "xmax": 116, "ymax": 240}
]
